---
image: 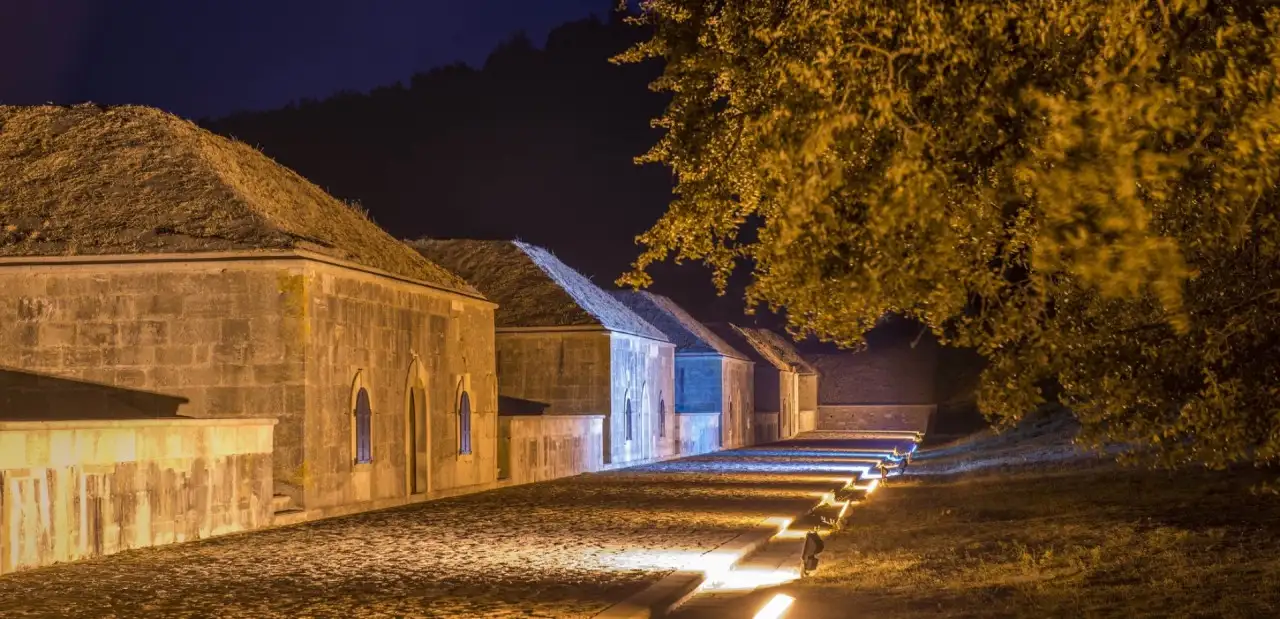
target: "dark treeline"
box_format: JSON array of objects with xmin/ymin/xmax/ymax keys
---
[{"xmin": 203, "ymin": 13, "xmax": 766, "ymax": 326}]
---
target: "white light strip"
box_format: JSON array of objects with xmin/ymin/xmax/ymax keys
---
[{"xmin": 753, "ymin": 593, "xmax": 796, "ymax": 619}]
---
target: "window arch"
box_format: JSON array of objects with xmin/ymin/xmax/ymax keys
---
[
  {"xmin": 458, "ymin": 390, "xmax": 473, "ymax": 455},
  {"xmin": 624, "ymin": 397, "xmax": 634, "ymax": 442},
  {"xmin": 658, "ymin": 394, "xmax": 666, "ymax": 438},
  {"xmin": 354, "ymin": 387, "xmax": 373, "ymax": 464}
]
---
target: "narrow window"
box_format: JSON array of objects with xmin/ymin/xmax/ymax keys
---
[
  {"xmin": 625, "ymin": 398, "xmax": 634, "ymax": 442},
  {"xmin": 355, "ymin": 387, "xmax": 373, "ymax": 464},
  {"xmin": 459, "ymin": 391, "xmax": 473, "ymax": 455},
  {"xmin": 659, "ymin": 396, "xmax": 666, "ymax": 438}
]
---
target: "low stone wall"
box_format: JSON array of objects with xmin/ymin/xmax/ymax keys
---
[
  {"xmin": 498, "ymin": 415, "xmax": 604, "ymax": 485},
  {"xmin": 817, "ymin": 404, "xmax": 936, "ymax": 433},
  {"xmin": 0, "ymin": 417, "xmax": 275, "ymax": 575},
  {"xmin": 753, "ymin": 412, "xmax": 779, "ymax": 444},
  {"xmin": 675, "ymin": 412, "xmax": 721, "ymax": 457}
]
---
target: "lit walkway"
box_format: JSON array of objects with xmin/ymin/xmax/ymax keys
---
[{"xmin": 0, "ymin": 433, "xmax": 914, "ymax": 619}]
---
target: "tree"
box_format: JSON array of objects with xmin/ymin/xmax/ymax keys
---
[{"xmin": 616, "ymin": 0, "xmax": 1280, "ymax": 468}]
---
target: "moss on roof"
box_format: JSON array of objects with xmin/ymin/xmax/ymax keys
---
[
  {"xmin": 0, "ymin": 104, "xmax": 478, "ymax": 296},
  {"xmin": 703, "ymin": 323, "xmax": 816, "ymax": 373},
  {"xmin": 611, "ymin": 290, "xmax": 747, "ymax": 360},
  {"xmin": 410, "ymin": 238, "xmax": 669, "ymax": 341}
]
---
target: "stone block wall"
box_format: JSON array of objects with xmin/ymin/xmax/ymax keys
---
[
  {"xmin": 497, "ymin": 414, "xmax": 603, "ymax": 485},
  {"xmin": 817, "ymin": 404, "xmax": 937, "ymax": 433},
  {"xmin": 0, "ymin": 418, "xmax": 274, "ymax": 575},
  {"xmin": 754, "ymin": 411, "xmax": 779, "ymax": 444},
  {"xmin": 778, "ymin": 371, "xmax": 800, "ymax": 439},
  {"xmin": 495, "ymin": 331, "xmax": 611, "ymax": 415},
  {"xmin": 301, "ymin": 262, "xmax": 497, "ymax": 510},
  {"xmin": 609, "ymin": 333, "xmax": 675, "ymax": 466},
  {"xmin": 721, "ymin": 358, "xmax": 754, "ymax": 449},
  {"xmin": 675, "ymin": 412, "xmax": 721, "ymax": 457},
  {"xmin": 0, "ymin": 260, "xmax": 308, "ymax": 486},
  {"xmin": 675, "ymin": 355, "xmax": 722, "ymax": 415}
]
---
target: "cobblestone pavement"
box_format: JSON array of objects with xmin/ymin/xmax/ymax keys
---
[{"xmin": 0, "ymin": 439, "xmax": 882, "ymax": 619}]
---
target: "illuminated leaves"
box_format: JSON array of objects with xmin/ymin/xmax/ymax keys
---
[{"xmin": 619, "ymin": 0, "xmax": 1280, "ymax": 468}]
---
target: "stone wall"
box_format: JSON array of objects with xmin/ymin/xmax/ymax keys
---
[
  {"xmin": 674, "ymin": 355, "xmax": 721, "ymax": 415},
  {"xmin": 0, "ymin": 255, "xmax": 499, "ymax": 516},
  {"xmin": 0, "ymin": 418, "xmax": 274, "ymax": 575},
  {"xmin": 300, "ymin": 262, "xmax": 497, "ymax": 510},
  {"xmin": 495, "ymin": 331, "xmax": 611, "ymax": 416},
  {"xmin": 609, "ymin": 333, "xmax": 676, "ymax": 466},
  {"xmin": 497, "ymin": 414, "xmax": 604, "ymax": 485},
  {"xmin": 817, "ymin": 404, "xmax": 937, "ymax": 433},
  {"xmin": 798, "ymin": 373, "xmax": 819, "ymax": 414},
  {"xmin": 0, "ymin": 259, "xmax": 308, "ymax": 488},
  {"xmin": 778, "ymin": 371, "xmax": 800, "ymax": 439},
  {"xmin": 721, "ymin": 358, "xmax": 754, "ymax": 449},
  {"xmin": 675, "ymin": 412, "xmax": 721, "ymax": 457},
  {"xmin": 754, "ymin": 411, "xmax": 779, "ymax": 444}
]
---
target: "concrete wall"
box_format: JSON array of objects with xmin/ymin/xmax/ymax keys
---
[
  {"xmin": 609, "ymin": 333, "xmax": 676, "ymax": 466},
  {"xmin": 818, "ymin": 404, "xmax": 936, "ymax": 433},
  {"xmin": 301, "ymin": 262, "xmax": 497, "ymax": 511},
  {"xmin": 0, "ymin": 418, "xmax": 274, "ymax": 575},
  {"xmin": 721, "ymin": 358, "xmax": 754, "ymax": 449},
  {"xmin": 497, "ymin": 414, "xmax": 603, "ymax": 485},
  {"xmin": 675, "ymin": 412, "xmax": 721, "ymax": 457}
]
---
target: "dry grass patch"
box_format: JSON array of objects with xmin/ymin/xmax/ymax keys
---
[{"xmin": 782, "ymin": 460, "xmax": 1280, "ymax": 618}]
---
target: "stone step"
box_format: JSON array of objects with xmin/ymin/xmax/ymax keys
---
[
  {"xmin": 272, "ymin": 508, "xmax": 308, "ymax": 527},
  {"xmin": 271, "ymin": 494, "xmax": 293, "ymax": 513}
]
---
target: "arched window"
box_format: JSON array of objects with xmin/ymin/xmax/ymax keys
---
[
  {"xmin": 459, "ymin": 391, "xmax": 473, "ymax": 455},
  {"xmin": 659, "ymin": 396, "xmax": 667, "ymax": 438},
  {"xmin": 625, "ymin": 398, "xmax": 634, "ymax": 442},
  {"xmin": 354, "ymin": 387, "xmax": 373, "ymax": 464}
]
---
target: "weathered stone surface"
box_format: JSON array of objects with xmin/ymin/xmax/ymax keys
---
[
  {"xmin": 0, "ymin": 418, "xmax": 274, "ymax": 575},
  {"xmin": 817, "ymin": 404, "xmax": 936, "ymax": 433},
  {"xmin": 0, "ymin": 254, "xmax": 498, "ymax": 519},
  {"xmin": 498, "ymin": 414, "xmax": 604, "ymax": 484},
  {"xmin": 675, "ymin": 412, "xmax": 721, "ymax": 457}
]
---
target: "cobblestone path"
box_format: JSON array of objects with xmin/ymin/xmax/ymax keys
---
[{"xmin": 0, "ymin": 439, "xmax": 876, "ymax": 619}]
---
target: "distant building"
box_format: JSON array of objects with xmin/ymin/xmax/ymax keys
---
[
  {"xmin": 805, "ymin": 328, "xmax": 939, "ymax": 433},
  {"xmin": 706, "ymin": 324, "xmax": 818, "ymax": 443},
  {"xmin": 612, "ymin": 291, "xmax": 754, "ymax": 453},
  {"xmin": 0, "ymin": 104, "xmax": 498, "ymax": 571},
  {"xmin": 412, "ymin": 239, "xmax": 675, "ymax": 469}
]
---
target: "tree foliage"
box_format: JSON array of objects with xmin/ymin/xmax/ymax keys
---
[{"xmin": 617, "ymin": 0, "xmax": 1280, "ymax": 468}]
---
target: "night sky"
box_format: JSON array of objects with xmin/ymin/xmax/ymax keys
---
[
  {"xmin": 0, "ymin": 0, "xmax": 786, "ymax": 330},
  {"xmin": 0, "ymin": 0, "xmax": 612, "ymax": 118}
]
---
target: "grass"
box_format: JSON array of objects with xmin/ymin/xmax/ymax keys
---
[{"xmin": 777, "ymin": 416, "xmax": 1280, "ymax": 618}]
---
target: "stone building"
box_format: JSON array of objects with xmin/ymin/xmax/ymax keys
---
[
  {"xmin": 706, "ymin": 324, "xmax": 818, "ymax": 443},
  {"xmin": 412, "ymin": 240, "xmax": 675, "ymax": 468},
  {"xmin": 806, "ymin": 328, "xmax": 939, "ymax": 433},
  {"xmin": 0, "ymin": 105, "xmax": 499, "ymax": 541},
  {"xmin": 611, "ymin": 291, "xmax": 754, "ymax": 453}
]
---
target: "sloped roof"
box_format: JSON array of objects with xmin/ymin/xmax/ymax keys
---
[
  {"xmin": 739, "ymin": 328, "xmax": 818, "ymax": 375},
  {"xmin": 611, "ymin": 290, "xmax": 747, "ymax": 360},
  {"xmin": 703, "ymin": 323, "xmax": 784, "ymax": 371},
  {"xmin": 704, "ymin": 323, "xmax": 816, "ymax": 373},
  {"xmin": 0, "ymin": 104, "xmax": 478, "ymax": 296},
  {"xmin": 410, "ymin": 238, "xmax": 669, "ymax": 341}
]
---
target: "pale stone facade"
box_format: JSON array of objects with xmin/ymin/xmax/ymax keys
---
[
  {"xmin": 498, "ymin": 414, "xmax": 604, "ymax": 485},
  {"xmin": 0, "ymin": 253, "xmax": 498, "ymax": 517},
  {"xmin": 612, "ymin": 291, "xmax": 755, "ymax": 452},
  {"xmin": 0, "ymin": 417, "xmax": 275, "ymax": 574},
  {"xmin": 413, "ymin": 240, "xmax": 677, "ymax": 469}
]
